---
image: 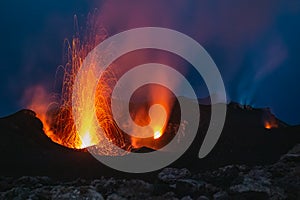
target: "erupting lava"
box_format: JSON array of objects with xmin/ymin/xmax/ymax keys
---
[
  {"xmin": 80, "ymin": 131, "xmax": 94, "ymax": 148},
  {"xmin": 154, "ymin": 131, "xmax": 163, "ymax": 139},
  {"xmin": 263, "ymin": 108, "xmax": 279, "ymax": 130},
  {"xmin": 26, "ymin": 15, "xmax": 174, "ymax": 153},
  {"xmin": 264, "ymin": 121, "xmax": 278, "ymax": 130},
  {"xmin": 150, "ymin": 104, "xmax": 167, "ymax": 140},
  {"xmin": 26, "ymin": 15, "xmax": 109, "ymax": 150},
  {"xmin": 264, "ymin": 122, "xmax": 272, "ymax": 129}
]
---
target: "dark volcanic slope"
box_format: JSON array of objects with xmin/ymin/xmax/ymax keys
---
[
  {"xmin": 1, "ymin": 145, "xmax": 299, "ymax": 199},
  {"xmin": 170, "ymin": 100, "xmax": 300, "ymax": 171},
  {"xmin": 0, "ymin": 110, "xmax": 120, "ymax": 179},
  {"xmin": 0, "ymin": 99, "xmax": 299, "ymax": 178}
]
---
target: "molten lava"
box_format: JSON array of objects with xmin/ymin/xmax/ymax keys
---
[
  {"xmin": 264, "ymin": 121, "xmax": 278, "ymax": 130},
  {"xmin": 25, "ymin": 15, "xmax": 175, "ymax": 153},
  {"xmin": 264, "ymin": 122, "xmax": 272, "ymax": 129},
  {"xmin": 25, "ymin": 15, "xmax": 108, "ymax": 149},
  {"xmin": 263, "ymin": 108, "xmax": 279, "ymax": 130},
  {"xmin": 80, "ymin": 131, "xmax": 96, "ymax": 148},
  {"xmin": 154, "ymin": 130, "xmax": 163, "ymax": 139}
]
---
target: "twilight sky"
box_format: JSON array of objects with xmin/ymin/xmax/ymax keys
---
[{"xmin": 0, "ymin": 0, "xmax": 300, "ymax": 125}]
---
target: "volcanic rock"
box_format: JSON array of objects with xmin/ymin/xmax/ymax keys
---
[
  {"xmin": 213, "ymin": 191, "xmax": 229, "ymax": 200},
  {"xmin": 0, "ymin": 143, "xmax": 299, "ymax": 199},
  {"xmin": 1, "ymin": 99, "xmax": 300, "ymax": 178},
  {"xmin": 158, "ymin": 168, "xmax": 191, "ymax": 184},
  {"xmin": 0, "ymin": 98, "xmax": 300, "ymax": 199}
]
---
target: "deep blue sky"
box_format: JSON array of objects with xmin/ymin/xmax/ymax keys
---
[{"xmin": 0, "ymin": 0, "xmax": 300, "ymax": 125}]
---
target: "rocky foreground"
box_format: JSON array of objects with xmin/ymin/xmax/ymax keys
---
[{"xmin": 1, "ymin": 144, "xmax": 299, "ymax": 200}]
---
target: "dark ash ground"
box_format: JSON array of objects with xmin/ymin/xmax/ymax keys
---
[{"xmin": 1, "ymin": 144, "xmax": 299, "ymax": 200}]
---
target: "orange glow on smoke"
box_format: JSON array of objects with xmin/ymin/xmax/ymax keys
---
[
  {"xmin": 264, "ymin": 120, "xmax": 278, "ymax": 130},
  {"xmin": 23, "ymin": 86, "xmax": 62, "ymax": 145},
  {"xmin": 150, "ymin": 104, "xmax": 167, "ymax": 140},
  {"xmin": 264, "ymin": 122, "xmax": 272, "ymax": 129},
  {"xmin": 129, "ymin": 86, "xmax": 173, "ymax": 149}
]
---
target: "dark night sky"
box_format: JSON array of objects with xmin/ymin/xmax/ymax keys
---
[{"xmin": 0, "ymin": 0, "xmax": 300, "ymax": 125}]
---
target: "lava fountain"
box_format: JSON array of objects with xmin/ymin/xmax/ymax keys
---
[
  {"xmin": 27, "ymin": 14, "xmax": 176, "ymax": 153},
  {"xmin": 27, "ymin": 14, "xmax": 109, "ymax": 149}
]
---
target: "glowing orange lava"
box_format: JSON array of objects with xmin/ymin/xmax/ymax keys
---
[
  {"xmin": 154, "ymin": 130, "xmax": 163, "ymax": 139},
  {"xmin": 80, "ymin": 131, "xmax": 95, "ymax": 148},
  {"xmin": 264, "ymin": 122, "xmax": 272, "ymax": 129},
  {"xmin": 24, "ymin": 15, "xmax": 108, "ymax": 149},
  {"xmin": 25, "ymin": 14, "xmax": 174, "ymax": 152},
  {"xmin": 264, "ymin": 120, "xmax": 278, "ymax": 130}
]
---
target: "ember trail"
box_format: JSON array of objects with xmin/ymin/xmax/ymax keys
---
[{"xmin": 29, "ymin": 15, "xmax": 177, "ymax": 153}]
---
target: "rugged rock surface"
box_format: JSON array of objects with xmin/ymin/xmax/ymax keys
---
[
  {"xmin": 1, "ymin": 106, "xmax": 300, "ymax": 178},
  {"xmin": 0, "ymin": 103, "xmax": 299, "ymax": 199},
  {"xmin": 1, "ymin": 144, "xmax": 299, "ymax": 199}
]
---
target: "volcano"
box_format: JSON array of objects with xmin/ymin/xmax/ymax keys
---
[{"xmin": 0, "ymin": 97, "xmax": 299, "ymax": 179}]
